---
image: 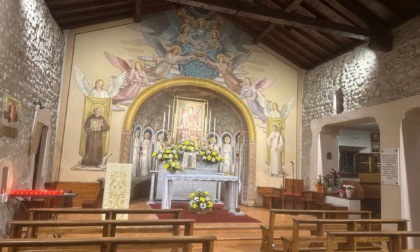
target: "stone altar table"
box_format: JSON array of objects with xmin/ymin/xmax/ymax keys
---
[
  {"xmin": 155, "ymin": 158, "xmax": 219, "ymax": 201},
  {"xmin": 161, "ymin": 174, "xmax": 239, "ymax": 213}
]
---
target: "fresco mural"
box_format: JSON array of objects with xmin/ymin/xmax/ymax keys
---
[
  {"xmin": 62, "ymin": 6, "xmax": 298, "ymax": 188},
  {"xmin": 76, "ymin": 97, "xmax": 112, "ymax": 170}
]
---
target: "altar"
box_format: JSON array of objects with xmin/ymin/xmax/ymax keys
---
[
  {"xmin": 155, "ymin": 157, "xmax": 220, "ymax": 201},
  {"xmin": 161, "ymin": 174, "xmax": 239, "ymax": 213}
]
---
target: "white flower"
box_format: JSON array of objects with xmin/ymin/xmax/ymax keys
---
[
  {"xmin": 343, "ymin": 184, "xmax": 355, "ymax": 191},
  {"xmin": 168, "ymin": 154, "xmax": 173, "ymax": 159},
  {"xmin": 211, "ymin": 157, "xmax": 216, "ymax": 162},
  {"xmin": 200, "ymin": 203, "xmax": 207, "ymax": 209},
  {"xmin": 202, "ymin": 156, "xmax": 207, "ymax": 160},
  {"xmin": 157, "ymin": 154, "xmax": 163, "ymax": 159}
]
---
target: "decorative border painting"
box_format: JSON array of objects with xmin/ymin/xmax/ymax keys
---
[{"xmin": 0, "ymin": 95, "xmax": 21, "ymax": 138}]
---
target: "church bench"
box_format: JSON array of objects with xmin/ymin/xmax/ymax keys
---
[
  {"xmin": 28, "ymin": 207, "xmax": 182, "ymax": 220},
  {"xmin": 281, "ymin": 218, "xmax": 408, "ymax": 252},
  {"xmin": 326, "ymin": 231, "xmax": 420, "ymax": 252},
  {"xmin": 260, "ymin": 209, "xmax": 372, "ymax": 252},
  {"xmin": 0, "ymin": 235, "xmax": 217, "ymax": 252},
  {"xmin": 8, "ymin": 219, "xmax": 195, "ymax": 239}
]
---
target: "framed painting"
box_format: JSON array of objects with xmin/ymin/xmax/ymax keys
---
[
  {"xmin": 0, "ymin": 95, "xmax": 21, "ymax": 138},
  {"xmin": 370, "ymin": 132, "xmax": 380, "ymax": 143},
  {"xmin": 173, "ymin": 97, "xmax": 208, "ymax": 145}
]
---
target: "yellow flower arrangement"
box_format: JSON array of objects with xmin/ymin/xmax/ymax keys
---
[
  {"xmin": 199, "ymin": 147, "xmax": 222, "ymax": 163},
  {"xmin": 163, "ymin": 160, "xmax": 182, "ymax": 173},
  {"xmin": 188, "ymin": 189, "xmax": 214, "ymax": 213},
  {"xmin": 152, "ymin": 145, "xmax": 179, "ymax": 162},
  {"xmin": 152, "ymin": 145, "xmax": 182, "ymax": 173},
  {"xmin": 178, "ymin": 139, "xmax": 199, "ymax": 152}
]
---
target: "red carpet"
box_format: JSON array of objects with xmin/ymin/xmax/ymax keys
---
[{"xmin": 149, "ymin": 202, "xmax": 260, "ymax": 223}]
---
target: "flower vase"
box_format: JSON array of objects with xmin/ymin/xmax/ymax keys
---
[
  {"xmin": 339, "ymin": 191, "xmax": 345, "ymax": 197},
  {"xmin": 346, "ymin": 189, "xmax": 353, "ymax": 198},
  {"xmin": 315, "ymin": 184, "xmax": 323, "ymax": 193},
  {"xmin": 326, "ymin": 187, "xmax": 333, "ymax": 194}
]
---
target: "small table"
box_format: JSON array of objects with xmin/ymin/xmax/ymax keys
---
[
  {"xmin": 161, "ymin": 174, "xmax": 239, "ymax": 214},
  {"xmin": 9, "ymin": 193, "xmax": 78, "ymax": 220}
]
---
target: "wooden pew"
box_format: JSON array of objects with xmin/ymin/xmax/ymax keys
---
[
  {"xmin": 28, "ymin": 207, "xmax": 182, "ymax": 221},
  {"xmin": 0, "ymin": 235, "xmax": 217, "ymax": 252},
  {"xmin": 281, "ymin": 218, "xmax": 408, "ymax": 252},
  {"xmin": 8, "ymin": 219, "xmax": 195, "ymax": 239},
  {"xmin": 326, "ymin": 231, "xmax": 420, "ymax": 252},
  {"xmin": 261, "ymin": 209, "xmax": 372, "ymax": 252}
]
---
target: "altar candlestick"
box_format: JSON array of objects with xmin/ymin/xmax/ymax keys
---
[
  {"xmin": 167, "ymin": 105, "xmax": 171, "ymax": 131},
  {"xmin": 209, "ymin": 110, "xmax": 211, "ymax": 132},
  {"xmin": 214, "ymin": 117, "xmax": 216, "ymax": 135},
  {"xmin": 163, "ymin": 112, "xmax": 166, "ymax": 134},
  {"xmin": 204, "ymin": 117, "xmax": 207, "ymax": 141}
]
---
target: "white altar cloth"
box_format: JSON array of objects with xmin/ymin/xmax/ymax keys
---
[{"xmin": 161, "ymin": 174, "xmax": 239, "ymax": 213}]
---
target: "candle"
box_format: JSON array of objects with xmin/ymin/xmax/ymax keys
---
[
  {"xmin": 163, "ymin": 112, "xmax": 166, "ymax": 134},
  {"xmin": 204, "ymin": 117, "xmax": 207, "ymax": 141},
  {"xmin": 209, "ymin": 110, "xmax": 211, "ymax": 133},
  {"xmin": 214, "ymin": 117, "xmax": 216, "ymax": 135},
  {"xmin": 167, "ymin": 105, "xmax": 171, "ymax": 131}
]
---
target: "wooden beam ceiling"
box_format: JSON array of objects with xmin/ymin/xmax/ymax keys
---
[{"xmin": 164, "ymin": 0, "xmax": 391, "ymax": 44}]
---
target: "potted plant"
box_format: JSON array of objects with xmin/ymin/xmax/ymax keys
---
[
  {"xmin": 152, "ymin": 145, "xmax": 182, "ymax": 174},
  {"xmin": 199, "ymin": 147, "xmax": 222, "ymax": 163},
  {"xmin": 337, "ymin": 186, "xmax": 346, "ymax": 197},
  {"xmin": 314, "ymin": 175, "xmax": 324, "ymax": 192},
  {"xmin": 188, "ymin": 189, "xmax": 214, "ymax": 214},
  {"xmin": 323, "ymin": 168, "xmax": 340, "ymax": 193},
  {"xmin": 343, "ymin": 184, "xmax": 355, "ymax": 198}
]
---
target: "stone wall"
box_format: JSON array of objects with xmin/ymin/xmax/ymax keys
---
[
  {"xmin": 301, "ymin": 16, "xmax": 420, "ymax": 184},
  {"xmin": 0, "ymin": 0, "xmax": 64, "ymax": 237}
]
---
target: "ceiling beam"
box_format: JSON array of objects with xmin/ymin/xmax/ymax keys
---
[
  {"xmin": 134, "ymin": 0, "xmax": 143, "ymax": 22},
  {"xmin": 334, "ymin": 0, "xmax": 393, "ymax": 51},
  {"xmin": 254, "ymin": 0, "xmax": 303, "ymax": 43},
  {"xmin": 165, "ymin": 0, "xmax": 383, "ymax": 41}
]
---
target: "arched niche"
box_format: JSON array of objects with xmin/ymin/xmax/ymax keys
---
[{"xmin": 119, "ymin": 77, "xmax": 257, "ymax": 205}]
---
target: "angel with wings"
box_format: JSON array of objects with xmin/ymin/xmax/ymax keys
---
[
  {"xmin": 141, "ymin": 37, "xmax": 196, "ymax": 80},
  {"xmin": 240, "ymin": 76, "xmax": 276, "ymax": 123},
  {"xmin": 73, "ymin": 65, "xmax": 126, "ymax": 99},
  {"xmin": 104, "ymin": 51, "xmax": 149, "ymax": 104},
  {"xmin": 205, "ymin": 52, "xmax": 251, "ymax": 94}
]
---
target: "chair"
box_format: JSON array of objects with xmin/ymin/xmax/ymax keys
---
[
  {"xmin": 283, "ymin": 178, "xmax": 304, "ymax": 197},
  {"xmin": 282, "ymin": 178, "xmax": 304, "ymax": 209}
]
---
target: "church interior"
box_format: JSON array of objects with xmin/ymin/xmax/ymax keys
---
[{"xmin": 1, "ymin": 0, "xmax": 420, "ymax": 251}]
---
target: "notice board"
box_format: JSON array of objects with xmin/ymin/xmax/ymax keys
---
[{"xmin": 381, "ymin": 148, "xmax": 399, "ymax": 185}]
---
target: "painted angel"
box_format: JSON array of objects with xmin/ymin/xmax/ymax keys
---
[
  {"xmin": 104, "ymin": 51, "xmax": 149, "ymax": 104},
  {"xmin": 140, "ymin": 35, "xmax": 196, "ymax": 81},
  {"xmin": 73, "ymin": 65, "xmax": 126, "ymax": 98},
  {"xmin": 205, "ymin": 52, "xmax": 251, "ymax": 94},
  {"xmin": 240, "ymin": 77, "xmax": 276, "ymax": 123}
]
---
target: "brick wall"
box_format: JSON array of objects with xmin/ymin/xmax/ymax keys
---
[
  {"xmin": 0, "ymin": 0, "xmax": 64, "ymax": 237},
  {"xmin": 301, "ymin": 16, "xmax": 420, "ymax": 184}
]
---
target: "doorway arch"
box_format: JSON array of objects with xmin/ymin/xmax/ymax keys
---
[{"xmin": 119, "ymin": 77, "xmax": 258, "ymax": 205}]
